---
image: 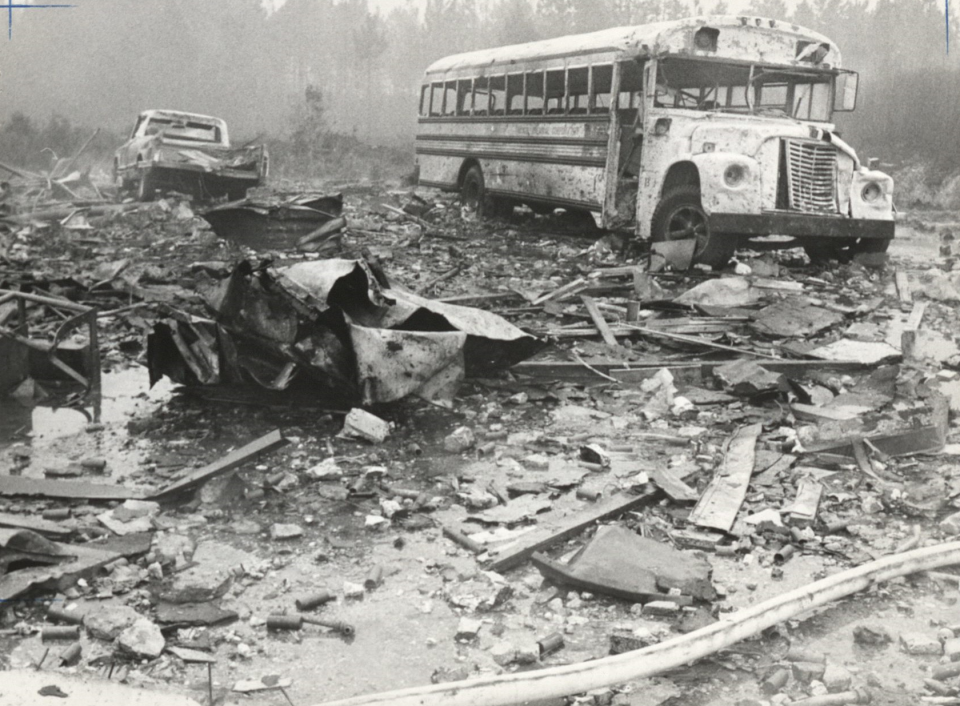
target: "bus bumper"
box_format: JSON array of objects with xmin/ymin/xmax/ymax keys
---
[{"xmin": 708, "ymin": 212, "xmax": 895, "ymax": 240}]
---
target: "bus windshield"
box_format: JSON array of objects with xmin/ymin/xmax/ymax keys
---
[{"xmin": 655, "ymin": 58, "xmax": 835, "ymax": 122}]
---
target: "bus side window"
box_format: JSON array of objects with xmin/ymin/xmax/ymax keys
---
[
  {"xmin": 591, "ymin": 64, "xmax": 613, "ymax": 113},
  {"xmin": 545, "ymin": 69, "xmax": 564, "ymax": 114},
  {"xmin": 443, "ymin": 80, "xmax": 457, "ymax": 115},
  {"xmin": 489, "ymin": 74, "xmax": 506, "ymax": 115},
  {"xmin": 456, "ymin": 79, "xmax": 472, "ymax": 115},
  {"xmin": 430, "ymin": 82, "xmax": 444, "ymax": 116},
  {"xmin": 474, "ymin": 76, "xmax": 490, "ymax": 115},
  {"xmin": 618, "ymin": 60, "xmax": 644, "ymax": 111},
  {"xmin": 507, "ymin": 73, "xmax": 524, "ymax": 115},
  {"xmin": 526, "ymin": 70, "xmax": 545, "ymax": 115},
  {"xmin": 419, "ymin": 85, "xmax": 430, "ymax": 116},
  {"xmin": 567, "ymin": 66, "xmax": 588, "ymax": 113}
]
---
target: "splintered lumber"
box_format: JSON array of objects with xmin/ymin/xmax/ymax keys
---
[
  {"xmin": 895, "ymin": 270, "xmax": 912, "ymax": 304},
  {"xmin": 532, "ymin": 278, "xmax": 588, "ymax": 306},
  {"xmin": 647, "ymin": 467, "xmax": 699, "ymax": 503},
  {"xmin": 487, "ymin": 489, "xmax": 660, "ymax": 573},
  {"xmin": 622, "ymin": 323, "xmax": 782, "ymax": 360},
  {"xmin": 150, "ymin": 430, "xmax": 287, "ymax": 499},
  {"xmin": 0, "ymin": 512, "xmax": 72, "ymax": 538},
  {"xmin": 311, "ymin": 542, "xmax": 960, "ymax": 706},
  {"xmin": 580, "ymin": 295, "xmax": 619, "ymax": 347},
  {"xmin": 0, "ymin": 476, "xmax": 139, "ymax": 501},
  {"xmin": 687, "ymin": 423, "xmax": 762, "ymax": 533}
]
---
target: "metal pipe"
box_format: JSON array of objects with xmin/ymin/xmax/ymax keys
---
[
  {"xmin": 789, "ymin": 688, "xmax": 871, "ymax": 705},
  {"xmin": 310, "ymin": 541, "xmax": 960, "ymax": 706}
]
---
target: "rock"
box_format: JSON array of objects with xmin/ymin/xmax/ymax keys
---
[
  {"xmin": 515, "ymin": 641, "xmax": 540, "ymax": 664},
  {"xmin": 97, "ymin": 499, "xmax": 160, "ymax": 535},
  {"xmin": 523, "ymin": 454, "xmax": 550, "ymax": 470},
  {"xmin": 853, "ymin": 623, "xmax": 892, "ymax": 646},
  {"xmin": 940, "ymin": 511, "xmax": 960, "ymax": 536},
  {"xmin": 339, "ymin": 409, "xmax": 390, "ymax": 443},
  {"xmin": 85, "ymin": 604, "xmax": 141, "ymax": 640},
  {"xmin": 791, "ymin": 662, "xmax": 826, "ymax": 684},
  {"xmin": 153, "ymin": 533, "xmax": 196, "ymax": 565},
  {"xmin": 270, "ymin": 523, "xmax": 304, "ymax": 540},
  {"xmin": 490, "ymin": 641, "xmax": 517, "ymax": 666},
  {"xmin": 343, "ymin": 581, "xmax": 365, "ymax": 599},
  {"xmin": 943, "ymin": 637, "xmax": 960, "ymax": 661},
  {"xmin": 900, "ymin": 632, "xmax": 941, "ymax": 655},
  {"xmin": 455, "ymin": 617, "xmax": 483, "ymax": 641},
  {"xmin": 822, "ymin": 664, "xmax": 853, "ymax": 692},
  {"xmin": 444, "ymin": 427, "xmax": 476, "ymax": 453},
  {"xmin": 118, "ymin": 618, "xmax": 165, "ymax": 659},
  {"xmin": 307, "ymin": 457, "xmax": 342, "ymax": 480},
  {"xmin": 642, "ymin": 601, "xmax": 680, "ymax": 617}
]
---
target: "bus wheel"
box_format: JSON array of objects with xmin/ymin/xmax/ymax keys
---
[
  {"xmin": 651, "ymin": 185, "xmax": 734, "ymax": 269},
  {"xmin": 137, "ymin": 174, "xmax": 156, "ymax": 202},
  {"xmin": 461, "ymin": 166, "xmax": 485, "ymax": 216}
]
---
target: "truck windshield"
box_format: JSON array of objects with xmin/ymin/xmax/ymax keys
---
[
  {"xmin": 655, "ymin": 58, "xmax": 834, "ymax": 122},
  {"xmin": 144, "ymin": 118, "xmax": 222, "ymax": 144}
]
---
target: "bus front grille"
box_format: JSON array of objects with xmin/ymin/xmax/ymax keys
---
[{"xmin": 782, "ymin": 139, "xmax": 838, "ymax": 214}]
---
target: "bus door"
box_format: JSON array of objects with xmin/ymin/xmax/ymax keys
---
[{"xmin": 605, "ymin": 59, "xmax": 645, "ymax": 228}]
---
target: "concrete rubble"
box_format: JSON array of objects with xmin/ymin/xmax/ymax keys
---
[{"xmin": 2, "ymin": 178, "xmax": 960, "ymax": 706}]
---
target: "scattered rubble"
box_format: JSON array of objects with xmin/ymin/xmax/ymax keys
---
[{"xmin": 3, "ymin": 179, "xmax": 960, "ymax": 706}]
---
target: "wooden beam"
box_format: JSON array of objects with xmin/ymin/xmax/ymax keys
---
[
  {"xmin": 581, "ymin": 295, "xmax": 619, "ymax": 347},
  {"xmin": 149, "ymin": 430, "xmax": 288, "ymax": 499},
  {"xmin": 487, "ymin": 488, "xmax": 661, "ymax": 573},
  {"xmin": 687, "ymin": 423, "xmax": 762, "ymax": 533}
]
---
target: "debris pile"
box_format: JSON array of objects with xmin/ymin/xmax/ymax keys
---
[{"xmin": 1, "ymin": 181, "xmax": 960, "ymax": 706}]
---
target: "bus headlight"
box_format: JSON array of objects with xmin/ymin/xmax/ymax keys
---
[
  {"xmin": 861, "ymin": 181, "xmax": 882, "ymax": 202},
  {"xmin": 724, "ymin": 163, "xmax": 746, "ymax": 187}
]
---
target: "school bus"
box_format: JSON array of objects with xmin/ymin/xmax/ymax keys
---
[{"xmin": 415, "ymin": 15, "xmax": 894, "ymax": 267}]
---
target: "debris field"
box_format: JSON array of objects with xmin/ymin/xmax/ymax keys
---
[{"xmin": 3, "ymin": 174, "xmax": 960, "ymax": 706}]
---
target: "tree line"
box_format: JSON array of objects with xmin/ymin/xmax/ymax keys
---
[{"xmin": 0, "ymin": 0, "xmax": 957, "ymax": 195}]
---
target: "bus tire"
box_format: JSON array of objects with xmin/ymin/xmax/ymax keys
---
[
  {"xmin": 461, "ymin": 165, "xmax": 485, "ymax": 216},
  {"xmin": 137, "ymin": 174, "xmax": 155, "ymax": 202},
  {"xmin": 651, "ymin": 185, "xmax": 735, "ymax": 270}
]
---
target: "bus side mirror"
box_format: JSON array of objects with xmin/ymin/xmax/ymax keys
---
[{"xmin": 834, "ymin": 72, "xmax": 858, "ymax": 112}]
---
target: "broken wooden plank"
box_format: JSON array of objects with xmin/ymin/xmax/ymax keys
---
[
  {"xmin": 0, "ymin": 476, "xmax": 139, "ymax": 501},
  {"xmin": 905, "ymin": 301, "xmax": 928, "ymax": 331},
  {"xmin": 581, "ymin": 295, "xmax": 619, "ymax": 347},
  {"xmin": 648, "ymin": 467, "xmax": 699, "ymax": 503},
  {"xmin": 0, "ymin": 534, "xmax": 120, "ymax": 601},
  {"xmin": 532, "ymin": 278, "xmax": 589, "ymax": 306},
  {"xmin": 895, "ymin": 270, "xmax": 912, "ymax": 304},
  {"xmin": 622, "ymin": 323, "xmax": 782, "ymax": 359},
  {"xmin": 687, "ymin": 423, "xmax": 762, "ymax": 533},
  {"xmin": 784, "ymin": 479, "xmax": 823, "ymax": 526},
  {"xmin": 149, "ymin": 429, "xmax": 288, "ymax": 499},
  {"xmin": 0, "ymin": 511, "xmax": 72, "ymax": 538},
  {"xmin": 487, "ymin": 489, "xmax": 661, "ymax": 573}
]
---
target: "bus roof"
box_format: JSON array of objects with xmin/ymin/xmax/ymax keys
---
[{"xmin": 423, "ymin": 15, "xmax": 839, "ymax": 77}]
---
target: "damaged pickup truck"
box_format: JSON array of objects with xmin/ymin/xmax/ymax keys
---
[{"xmin": 113, "ymin": 110, "xmax": 268, "ymax": 202}]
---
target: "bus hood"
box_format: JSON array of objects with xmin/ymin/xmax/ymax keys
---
[{"xmin": 684, "ymin": 118, "xmax": 858, "ymax": 166}]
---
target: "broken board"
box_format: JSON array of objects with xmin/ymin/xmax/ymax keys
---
[
  {"xmin": 150, "ymin": 429, "xmax": 287, "ymax": 499},
  {"xmin": 687, "ymin": 423, "xmax": 762, "ymax": 533},
  {"xmin": 0, "ymin": 475, "xmax": 140, "ymax": 501}
]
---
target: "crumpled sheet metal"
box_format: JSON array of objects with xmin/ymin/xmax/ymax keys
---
[{"xmin": 149, "ymin": 259, "xmax": 542, "ymax": 405}]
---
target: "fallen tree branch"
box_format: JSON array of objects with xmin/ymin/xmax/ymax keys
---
[{"xmin": 312, "ymin": 541, "xmax": 960, "ymax": 706}]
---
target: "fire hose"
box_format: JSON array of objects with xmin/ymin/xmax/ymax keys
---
[{"xmin": 313, "ymin": 541, "xmax": 960, "ymax": 706}]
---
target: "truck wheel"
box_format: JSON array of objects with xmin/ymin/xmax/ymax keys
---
[
  {"xmin": 137, "ymin": 175, "xmax": 155, "ymax": 202},
  {"xmin": 460, "ymin": 165, "xmax": 485, "ymax": 216},
  {"xmin": 651, "ymin": 185, "xmax": 735, "ymax": 269}
]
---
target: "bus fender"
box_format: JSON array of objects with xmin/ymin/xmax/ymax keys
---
[{"xmin": 690, "ymin": 152, "xmax": 762, "ymax": 216}]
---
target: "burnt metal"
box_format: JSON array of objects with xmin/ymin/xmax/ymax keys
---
[
  {"xmin": 267, "ymin": 614, "xmax": 355, "ymax": 636},
  {"xmin": 58, "ymin": 642, "xmax": 81, "ymax": 666},
  {"xmin": 538, "ymin": 632, "xmax": 565, "ymax": 657},
  {"xmin": 46, "ymin": 605, "xmax": 85, "ymax": 626},
  {"xmin": 41, "ymin": 626, "xmax": 80, "ymax": 641},
  {"xmin": 295, "ymin": 590, "xmax": 336, "ymax": 611},
  {"xmin": 364, "ymin": 565, "xmax": 384, "ymax": 590},
  {"xmin": 709, "ymin": 212, "xmax": 894, "ymax": 240}
]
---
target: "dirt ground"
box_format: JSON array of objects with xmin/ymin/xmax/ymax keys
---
[{"xmin": 2, "ymin": 184, "xmax": 960, "ymax": 706}]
